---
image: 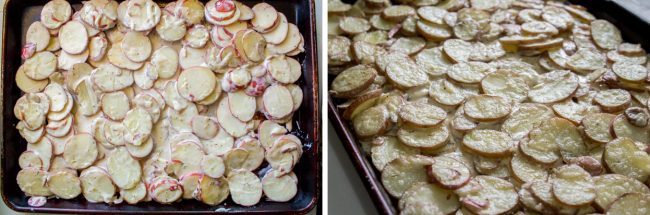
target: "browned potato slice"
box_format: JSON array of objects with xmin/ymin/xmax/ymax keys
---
[
  {"xmin": 530, "ymin": 181, "xmax": 577, "ymax": 213},
  {"xmin": 399, "ymin": 102, "xmax": 446, "ymax": 128},
  {"xmin": 448, "ymin": 61, "xmax": 491, "ymax": 84},
  {"xmin": 328, "ymin": 0, "xmax": 351, "ymax": 13},
  {"xmin": 417, "ymin": 6, "xmax": 447, "ymax": 25},
  {"xmin": 510, "ymin": 152, "xmax": 549, "ymax": 183},
  {"xmin": 528, "ymin": 70, "xmax": 578, "ymax": 103},
  {"xmin": 443, "ymin": 39, "xmax": 473, "ymax": 63},
  {"xmin": 371, "ymin": 136, "xmax": 420, "ymax": 171},
  {"xmin": 591, "ymin": 19, "xmax": 622, "ymax": 50},
  {"xmin": 612, "ymin": 61, "xmax": 648, "ymax": 82},
  {"xmin": 382, "ymin": 5, "xmax": 415, "ymax": 22},
  {"xmin": 397, "ymin": 124, "xmax": 449, "ymax": 149},
  {"xmin": 462, "ymin": 129, "xmax": 514, "ymax": 157},
  {"xmin": 415, "ymin": 47, "xmax": 453, "ymax": 76},
  {"xmin": 381, "ymin": 155, "xmax": 434, "ymax": 198},
  {"xmin": 606, "ymin": 193, "xmax": 650, "ymax": 215},
  {"xmin": 389, "ymin": 37, "xmax": 426, "ymax": 55},
  {"xmin": 429, "ymin": 79, "xmax": 478, "ymax": 106},
  {"xmin": 427, "ymin": 156, "xmax": 471, "ymax": 189},
  {"xmin": 604, "ymin": 137, "xmax": 650, "ymax": 181},
  {"xmin": 339, "ymin": 17, "xmax": 370, "ymax": 35},
  {"xmin": 551, "ymin": 164, "xmax": 596, "ymax": 206},
  {"xmin": 541, "ymin": 6, "xmax": 573, "ymax": 30},
  {"xmin": 594, "ymin": 89, "xmax": 631, "ymax": 113},
  {"xmin": 455, "ymin": 175, "xmax": 518, "ymax": 215},
  {"xmin": 521, "ymin": 21, "xmax": 558, "ymax": 35},
  {"xmin": 567, "ymin": 48, "xmax": 607, "ymax": 72},
  {"xmin": 330, "ymin": 65, "xmax": 376, "ymax": 98},
  {"xmin": 398, "ymin": 182, "xmax": 460, "ymax": 214},
  {"xmin": 612, "ymin": 115, "xmax": 650, "ymax": 144},
  {"xmin": 386, "ymin": 60, "xmax": 429, "ymax": 88},
  {"xmin": 594, "ymin": 174, "xmax": 650, "ymax": 210},
  {"xmin": 463, "ymin": 95, "xmax": 512, "ymax": 122},
  {"xmin": 552, "ymin": 99, "xmax": 600, "ymax": 124},
  {"xmin": 352, "ymin": 105, "xmax": 390, "ymax": 138},
  {"xmin": 582, "ymin": 113, "xmax": 616, "ymax": 144},
  {"xmin": 501, "ymin": 103, "xmax": 554, "ymax": 140}
]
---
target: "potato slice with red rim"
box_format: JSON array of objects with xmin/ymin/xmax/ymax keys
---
[
  {"xmin": 234, "ymin": 2, "xmax": 253, "ymax": 20},
  {"xmin": 463, "ymin": 95, "xmax": 512, "ymax": 122},
  {"xmin": 178, "ymin": 172, "xmax": 202, "ymax": 199},
  {"xmin": 330, "ymin": 65, "xmax": 377, "ymax": 98},
  {"xmin": 44, "ymin": 83, "xmax": 67, "ymax": 112},
  {"xmin": 594, "ymin": 89, "xmax": 631, "ymax": 113},
  {"xmin": 262, "ymin": 13, "xmax": 288, "ymax": 44},
  {"xmin": 100, "ymin": 91, "xmax": 130, "ymax": 121},
  {"xmin": 197, "ymin": 175, "xmax": 229, "ymax": 205},
  {"xmin": 270, "ymin": 56, "xmax": 302, "ymax": 84},
  {"xmin": 235, "ymin": 136, "xmax": 265, "ymax": 170},
  {"xmin": 426, "ymin": 156, "xmax": 471, "ymax": 189},
  {"xmin": 455, "ymin": 175, "xmax": 518, "ymax": 215},
  {"xmin": 63, "ymin": 134, "xmax": 98, "ymax": 169},
  {"xmin": 241, "ymin": 30, "xmax": 267, "ymax": 63},
  {"xmin": 41, "ymin": 0, "xmax": 72, "ymax": 29},
  {"xmin": 191, "ymin": 115, "xmax": 219, "ymax": 140},
  {"xmin": 46, "ymin": 114, "xmax": 73, "ymax": 138},
  {"xmin": 267, "ymin": 24, "xmax": 302, "ymax": 54},
  {"xmin": 177, "ymin": 67, "xmax": 216, "ymax": 102},
  {"xmin": 17, "ymin": 121, "xmax": 45, "ymax": 144},
  {"xmin": 169, "ymin": 103, "xmax": 199, "ymax": 133},
  {"xmin": 118, "ymin": 0, "xmax": 161, "ymax": 31},
  {"xmin": 23, "ymin": 51, "xmax": 57, "ymax": 81},
  {"xmin": 251, "ymin": 3, "xmax": 277, "ymax": 32},
  {"xmin": 16, "ymin": 65, "xmax": 49, "ymax": 93},
  {"xmin": 201, "ymin": 154, "xmax": 225, "ymax": 178},
  {"xmin": 258, "ymin": 120, "xmax": 287, "ymax": 150},
  {"xmin": 398, "ymin": 102, "xmax": 446, "ymax": 128},
  {"xmin": 551, "ymin": 164, "xmax": 596, "ymax": 206},
  {"xmin": 80, "ymin": 167, "xmax": 117, "ymax": 203},
  {"xmin": 216, "ymin": 98, "xmax": 250, "ymax": 137},
  {"xmin": 148, "ymin": 46, "xmax": 179, "ymax": 80},
  {"xmin": 120, "ymin": 181, "xmax": 146, "ymax": 204},
  {"xmin": 397, "ymin": 124, "xmax": 449, "ymax": 149},
  {"xmin": 591, "ymin": 19, "xmax": 622, "ymax": 50},
  {"xmin": 17, "ymin": 168, "xmax": 52, "ymax": 197},
  {"xmin": 205, "ymin": 1, "xmax": 241, "ymax": 26},
  {"xmin": 593, "ymin": 174, "xmax": 650, "ymax": 210},
  {"xmin": 26, "ymin": 22, "xmax": 51, "ymax": 52},
  {"xmin": 262, "ymin": 170, "xmax": 297, "ymax": 202},
  {"xmin": 371, "ymin": 136, "xmax": 419, "ymax": 171},
  {"xmin": 612, "ymin": 115, "xmax": 650, "ymax": 144},
  {"xmin": 604, "ymin": 137, "xmax": 650, "ymax": 181},
  {"xmin": 381, "ymin": 155, "xmax": 434, "ymax": 198},
  {"xmin": 149, "ymin": 176, "xmax": 183, "ymax": 204},
  {"xmin": 266, "ymin": 134, "xmax": 302, "ymax": 175},
  {"xmin": 122, "ymin": 31, "xmax": 152, "ymax": 62},
  {"xmin": 228, "ymin": 90, "xmax": 256, "ymax": 122},
  {"xmin": 47, "ymin": 92, "xmax": 73, "ymax": 121},
  {"xmin": 285, "ymin": 84, "xmax": 303, "ymax": 112},
  {"xmin": 462, "ymin": 129, "xmax": 514, "ymax": 157},
  {"xmin": 59, "ymin": 21, "xmax": 88, "ymax": 54},
  {"xmin": 262, "ymin": 84, "xmax": 293, "ymax": 119},
  {"xmin": 126, "ymin": 135, "xmax": 153, "ymax": 158},
  {"xmin": 352, "ymin": 105, "xmax": 390, "ymax": 138},
  {"xmin": 398, "ymin": 182, "xmax": 459, "ymax": 214},
  {"xmin": 228, "ymin": 171, "xmax": 262, "ymax": 206},
  {"xmin": 184, "ymin": 25, "xmax": 210, "ymax": 48},
  {"xmin": 19, "ymin": 150, "xmax": 43, "ymax": 170},
  {"xmin": 162, "ymin": 81, "xmax": 189, "ymax": 111},
  {"xmin": 47, "ymin": 171, "xmax": 81, "ymax": 199},
  {"xmin": 107, "ymin": 42, "xmax": 144, "ymax": 70},
  {"xmin": 528, "ymin": 70, "xmax": 579, "ymax": 103},
  {"xmin": 582, "ymin": 113, "xmax": 616, "ymax": 144},
  {"xmin": 201, "ymin": 128, "xmax": 235, "ymax": 156},
  {"xmin": 107, "ymin": 147, "xmax": 141, "ymax": 189}
]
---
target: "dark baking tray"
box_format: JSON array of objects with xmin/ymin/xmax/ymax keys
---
[
  {"xmin": 1, "ymin": 0, "xmax": 320, "ymax": 213},
  {"xmin": 328, "ymin": 0, "xmax": 650, "ymax": 214}
]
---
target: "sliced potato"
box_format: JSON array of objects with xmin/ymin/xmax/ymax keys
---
[
  {"xmin": 100, "ymin": 91, "xmax": 130, "ymax": 121},
  {"xmin": 58, "ymin": 21, "xmax": 88, "ymax": 54},
  {"xmin": 47, "ymin": 171, "xmax": 81, "ymax": 199},
  {"xmin": 604, "ymin": 137, "xmax": 650, "ymax": 181},
  {"xmin": 201, "ymin": 154, "xmax": 225, "ymax": 178},
  {"xmin": 197, "ymin": 175, "xmax": 229, "ymax": 205},
  {"xmin": 121, "ymin": 181, "xmax": 147, "ymax": 204},
  {"xmin": 19, "ymin": 150, "xmax": 43, "ymax": 170},
  {"xmin": 121, "ymin": 31, "xmax": 152, "ymax": 62},
  {"xmin": 591, "ymin": 19, "xmax": 622, "ymax": 50},
  {"xmin": 612, "ymin": 61, "xmax": 648, "ymax": 82},
  {"xmin": 463, "ymin": 95, "xmax": 512, "ymax": 122},
  {"xmin": 107, "ymin": 147, "xmax": 144, "ymax": 189},
  {"xmin": 455, "ymin": 175, "xmax": 518, "ymax": 215},
  {"xmin": 399, "ymin": 182, "xmax": 459, "ymax": 214},
  {"xmin": 510, "ymin": 152, "xmax": 549, "ymax": 183},
  {"xmin": 177, "ymin": 67, "xmax": 216, "ymax": 102},
  {"xmin": 262, "ymin": 170, "xmax": 298, "ymax": 202},
  {"xmin": 228, "ymin": 171, "xmax": 262, "ymax": 206},
  {"xmin": 399, "ymin": 102, "xmax": 446, "ymax": 128},
  {"xmin": 381, "ymin": 155, "xmax": 434, "ymax": 198},
  {"xmin": 330, "ymin": 65, "xmax": 376, "ymax": 98},
  {"xmin": 593, "ymin": 174, "xmax": 650, "ymax": 210},
  {"xmin": 462, "ymin": 129, "xmax": 514, "ymax": 157},
  {"xmin": 429, "ymin": 79, "xmax": 478, "ymax": 106},
  {"xmin": 63, "ymin": 133, "xmax": 98, "ymax": 169},
  {"xmin": 397, "ymin": 124, "xmax": 449, "ymax": 149},
  {"xmin": 528, "ymin": 70, "xmax": 578, "ymax": 103},
  {"xmin": 352, "ymin": 105, "xmax": 390, "ymax": 138},
  {"xmin": 17, "ymin": 168, "xmax": 52, "ymax": 197},
  {"xmin": 40, "ymin": 0, "xmax": 72, "ymax": 29},
  {"xmin": 80, "ymin": 167, "xmax": 116, "ymax": 203},
  {"xmin": 427, "ymin": 156, "xmax": 471, "ymax": 189},
  {"xmin": 267, "ymin": 24, "xmax": 302, "ymax": 54},
  {"xmin": 551, "ymin": 164, "xmax": 596, "ymax": 206},
  {"xmin": 448, "ymin": 61, "xmax": 491, "ymax": 84},
  {"xmin": 385, "ymin": 60, "xmax": 428, "ymax": 88},
  {"xmin": 107, "ymin": 42, "xmax": 144, "ymax": 70},
  {"xmin": 594, "ymin": 89, "xmax": 631, "ymax": 113},
  {"xmin": 606, "ymin": 193, "xmax": 650, "ymax": 215},
  {"xmin": 567, "ymin": 48, "xmax": 607, "ymax": 72},
  {"xmin": 612, "ymin": 115, "xmax": 650, "ymax": 144},
  {"xmin": 582, "ymin": 113, "xmax": 616, "ymax": 143},
  {"xmin": 443, "ymin": 39, "xmax": 473, "ymax": 63},
  {"xmin": 149, "ymin": 176, "xmax": 182, "ymax": 204},
  {"xmin": 371, "ymin": 136, "xmax": 420, "ymax": 171},
  {"xmin": 339, "ymin": 17, "xmax": 371, "ymax": 35},
  {"xmin": 216, "ymin": 98, "xmax": 250, "ymax": 138},
  {"xmin": 263, "ymin": 84, "xmax": 294, "ymax": 119},
  {"xmin": 265, "ymin": 134, "xmax": 302, "ymax": 175},
  {"xmin": 16, "ymin": 65, "xmax": 49, "ymax": 93},
  {"xmin": 92, "ymin": 64, "xmax": 134, "ymax": 92}
]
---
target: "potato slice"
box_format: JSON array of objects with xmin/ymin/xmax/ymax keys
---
[
  {"xmin": 606, "ymin": 193, "xmax": 650, "ymax": 214},
  {"xmin": 168, "ymin": 103, "xmax": 198, "ymax": 133},
  {"xmin": 582, "ymin": 113, "xmax": 616, "ymax": 144},
  {"xmin": 427, "ymin": 156, "xmax": 471, "ymax": 189},
  {"xmin": 80, "ymin": 167, "xmax": 116, "ymax": 203},
  {"xmin": 339, "ymin": 16, "xmax": 370, "ymax": 35},
  {"xmin": 567, "ymin": 48, "xmax": 607, "ymax": 72},
  {"xmin": 92, "ymin": 64, "xmax": 134, "ymax": 93},
  {"xmin": 126, "ymin": 135, "xmax": 153, "ymax": 159},
  {"xmin": 121, "ymin": 181, "xmax": 147, "ymax": 204},
  {"xmin": 552, "ymin": 99, "xmax": 600, "ymax": 124},
  {"xmin": 26, "ymin": 21, "xmax": 51, "ymax": 52},
  {"xmin": 443, "ymin": 39, "xmax": 473, "ymax": 63},
  {"xmin": 386, "ymin": 60, "xmax": 428, "ymax": 89},
  {"xmin": 463, "ymin": 129, "xmax": 514, "ymax": 157},
  {"xmin": 612, "ymin": 115, "xmax": 650, "ymax": 144},
  {"xmin": 119, "ymin": 0, "xmax": 161, "ymax": 31},
  {"xmin": 17, "ymin": 121, "xmax": 45, "ymax": 144},
  {"xmin": 352, "ymin": 105, "xmax": 390, "ymax": 138},
  {"xmin": 429, "ymin": 79, "xmax": 478, "ymax": 106},
  {"xmin": 201, "ymin": 154, "xmax": 225, "ymax": 178},
  {"xmin": 121, "ymin": 31, "xmax": 152, "ymax": 62},
  {"xmin": 381, "ymin": 155, "xmax": 434, "ymax": 198},
  {"xmin": 261, "ymin": 170, "xmax": 297, "ymax": 202},
  {"xmin": 228, "ymin": 171, "xmax": 262, "ymax": 206},
  {"xmin": 389, "ymin": 37, "xmax": 426, "ymax": 56},
  {"xmin": 231, "ymin": 136, "xmax": 264, "ymax": 172},
  {"xmin": 591, "ymin": 19, "xmax": 622, "ymax": 50},
  {"xmin": 414, "ymin": 47, "xmax": 453, "ymax": 76},
  {"xmin": 397, "ymin": 124, "xmax": 449, "ymax": 149},
  {"xmin": 551, "ymin": 164, "xmax": 596, "ymax": 206},
  {"xmin": 74, "ymin": 78, "xmax": 100, "ymax": 116},
  {"xmin": 399, "ymin": 182, "xmax": 459, "ymax": 214},
  {"xmin": 16, "ymin": 65, "xmax": 49, "ymax": 93},
  {"xmin": 266, "ymin": 134, "xmax": 302, "ymax": 175},
  {"xmin": 267, "ymin": 24, "xmax": 302, "ymax": 55},
  {"xmin": 528, "ymin": 70, "xmax": 578, "ymax": 103},
  {"xmin": 184, "ymin": 25, "xmax": 209, "ymax": 49},
  {"xmin": 228, "ymin": 90, "xmax": 256, "ymax": 122},
  {"xmin": 133, "ymin": 93, "xmax": 162, "ymax": 124},
  {"xmin": 47, "ymin": 171, "xmax": 81, "ymax": 199},
  {"xmin": 258, "ymin": 120, "xmax": 287, "ymax": 150},
  {"xmin": 594, "ymin": 89, "xmax": 631, "ymax": 113},
  {"xmin": 455, "ymin": 175, "xmax": 518, "ymax": 215},
  {"xmin": 43, "ymin": 83, "xmax": 67, "ymax": 112},
  {"xmin": 604, "ymin": 137, "xmax": 650, "ymax": 181},
  {"xmin": 201, "ymin": 128, "xmax": 234, "ymax": 156},
  {"xmin": 17, "ymin": 168, "xmax": 52, "ymax": 197},
  {"xmin": 47, "ymin": 91, "xmax": 73, "ymax": 121},
  {"xmin": 21, "ymin": 51, "xmax": 57, "ymax": 81},
  {"xmin": 19, "ymin": 150, "xmax": 43, "ymax": 170},
  {"xmin": 216, "ymin": 98, "xmax": 250, "ymax": 138},
  {"xmin": 463, "ymin": 95, "xmax": 512, "ymax": 122},
  {"xmin": 177, "ymin": 67, "xmax": 216, "ymax": 102},
  {"xmin": 45, "ymin": 114, "xmax": 73, "ymax": 138},
  {"xmin": 63, "ymin": 134, "xmax": 98, "ymax": 169},
  {"xmin": 107, "ymin": 42, "xmax": 144, "ymax": 70},
  {"xmin": 250, "ymin": 3, "xmax": 277, "ymax": 32},
  {"xmin": 156, "ymin": 12, "xmax": 186, "ymax": 42},
  {"xmin": 612, "ymin": 61, "xmax": 648, "ymax": 82},
  {"xmin": 104, "ymin": 120, "xmax": 127, "ymax": 146},
  {"xmin": 241, "ymin": 30, "xmax": 267, "ymax": 63},
  {"xmin": 41, "ymin": 0, "xmax": 72, "ymax": 29},
  {"xmin": 197, "ymin": 175, "xmax": 229, "ymax": 205},
  {"xmin": 107, "ymin": 147, "xmax": 142, "ymax": 190},
  {"xmin": 501, "ymin": 103, "xmax": 553, "ymax": 141},
  {"xmin": 100, "ymin": 91, "xmax": 129, "ymax": 121},
  {"xmin": 399, "ymin": 102, "xmax": 446, "ymax": 128},
  {"xmin": 330, "ymin": 65, "xmax": 376, "ymax": 98},
  {"xmin": 263, "ymin": 84, "xmax": 293, "ymax": 119},
  {"xmin": 481, "ymin": 69, "xmax": 530, "ymax": 102},
  {"xmin": 593, "ymin": 174, "xmax": 650, "ymax": 210},
  {"xmin": 370, "ymin": 136, "xmax": 419, "ymax": 171},
  {"xmin": 26, "ymin": 138, "xmax": 52, "ymax": 172},
  {"xmin": 262, "ymin": 13, "xmax": 288, "ymax": 44},
  {"xmin": 510, "ymin": 152, "xmax": 549, "ymax": 183},
  {"xmin": 59, "ymin": 21, "xmax": 88, "ymax": 54},
  {"xmin": 149, "ymin": 176, "xmax": 182, "ymax": 204},
  {"xmin": 447, "ymin": 61, "xmax": 491, "ymax": 84},
  {"xmin": 190, "ymin": 115, "xmax": 218, "ymax": 140},
  {"xmin": 162, "ymin": 81, "xmax": 189, "ymax": 111}
]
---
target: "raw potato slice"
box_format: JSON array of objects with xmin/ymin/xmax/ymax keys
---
[
  {"xmin": 191, "ymin": 115, "xmax": 219, "ymax": 140},
  {"xmin": 612, "ymin": 61, "xmax": 648, "ymax": 82},
  {"xmin": 19, "ymin": 151, "xmax": 43, "ymax": 170},
  {"xmin": 216, "ymin": 98, "xmax": 249, "ymax": 138},
  {"xmin": 74, "ymin": 78, "xmax": 100, "ymax": 116},
  {"xmin": 202, "ymin": 154, "xmax": 225, "ymax": 178},
  {"xmin": 269, "ymin": 56, "xmax": 302, "ymax": 84},
  {"xmin": 121, "ymin": 31, "xmax": 152, "ymax": 62},
  {"xmin": 17, "ymin": 169, "xmax": 52, "ymax": 196},
  {"xmin": 266, "ymin": 134, "xmax": 302, "ymax": 175},
  {"xmin": 177, "ymin": 67, "xmax": 216, "ymax": 102},
  {"xmin": 107, "ymin": 147, "xmax": 141, "ymax": 189},
  {"xmin": 258, "ymin": 120, "xmax": 287, "ymax": 150},
  {"xmin": 397, "ymin": 124, "xmax": 449, "ymax": 149},
  {"xmin": 41, "ymin": 0, "xmax": 72, "ymax": 29},
  {"xmin": 26, "ymin": 22, "xmax": 50, "ymax": 52},
  {"xmin": 228, "ymin": 171, "xmax": 262, "ymax": 206},
  {"xmin": 126, "ymin": 135, "xmax": 153, "ymax": 158},
  {"xmin": 481, "ymin": 69, "xmax": 530, "ymax": 102},
  {"xmin": 26, "ymin": 138, "xmax": 52, "ymax": 171},
  {"xmin": 47, "ymin": 171, "xmax": 81, "ymax": 199},
  {"xmin": 101, "ymin": 91, "xmax": 130, "ymax": 121},
  {"xmin": 286, "ymin": 84, "xmax": 303, "ymax": 111},
  {"xmin": 169, "ymin": 103, "xmax": 199, "ymax": 133},
  {"xmin": 228, "ymin": 90, "xmax": 256, "ymax": 122},
  {"xmin": 201, "ymin": 128, "xmax": 234, "ymax": 156},
  {"xmin": 371, "ymin": 137, "xmax": 419, "ymax": 171},
  {"xmin": 104, "ymin": 120, "xmax": 127, "ymax": 146},
  {"xmin": 242, "ymin": 30, "xmax": 267, "ymax": 62},
  {"xmin": 184, "ymin": 25, "xmax": 209, "ymax": 48},
  {"xmin": 591, "ymin": 19, "xmax": 622, "ymax": 50},
  {"xmin": 17, "ymin": 122, "xmax": 44, "ymax": 144},
  {"xmin": 92, "ymin": 64, "xmax": 134, "ymax": 92},
  {"xmin": 178, "ymin": 46, "xmax": 208, "ymax": 69},
  {"xmin": 510, "ymin": 152, "xmax": 548, "ymax": 183},
  {"xmin": 329, "ymin": 65, "xmax": 376, "ymax": 98},
  {"xmin": 398, "ymin": 182, "xmax": 459, "ymax": 214},
  {"xmin": 66, "ymin": 63, "xmax": 92, "ymax": 90},
  {"xmin": 58, "ymin": 49, "xmax": 90, "ymax": 71},
  {"xmin": 594, "ymin": 174, "xmax": 650, "ymax": 210},
  {"xmin": 163, "ymin": 81, "xmax": 189, "ymax": 111},
  {"xmin": 16, "ymin": 65, "xmax": 50, "ymax": 93},
  {"xmin": 594, "ymin": 89, "xmax": 631, "ymax": 112},
  {"xmin": 447, "ymin": 61, "xmax": 491, "ymax": 84},
  {"xmin": 582, "ymin": 113, "xmax": 616, "ymax": 143},
  {"xmin": 612, "ymin": 115, "xmax": 650, "ymax": 144},
  {"xmin": 429, "ymin": 79, "xmax": 478, "ymax": 106},
  {"xmin": 225, "ymin": 137, "xmax": 264, "ymax": 172},
  {"xmin": 119, "ymin": 0, "xmax": 161, "ymax": 31},
  {"xmin": 385, "ymin": 60, "xmax": 428, "ymax": 88},
  {"xmin": 552, "ymin": 164, "xmax": 596, "ymax": 206},
  {"xmin": 47, "ymin": 92, "xmax": 73, "ymax": 121},
  {"xmin": 443, "ymin": 39, "xmax": 473, "ymax": 63},
  {"xmin": 80, "ymin": 167, "xmax": 116, "ymax": 203},
  {"xmin": 179, "ymin": 172, "xmax": 202, "ymax": 199},
  {"xmin": 251, "ymin": 3, "xmax": 278, "ymax": 32},
  {"xmin": 606, "ymin": 193, "xmax": 650, "ymax": 214},
  {"xmin": 198, "ymin": 176, "xmax": 229, "ymax": 205},
  {"xmin": 63, "ymin": 134, "xmax": 98, "ymax": 169},
  {"xmin": 381, "ymin": 155, "xmax": 434, "ymax": 198},
  {"xmin": 44, "ymin": 83, "xmax": 67, "ymax": 112},
  {"xmin": 23, "ymin": 51, "xmax": 56, "ymax": 81},
  {"xmin": 133, "ymin": 64, "xmax": 158, "ymax": 89},
  {"xmin": 107, "ymin": 43, "xmax": 144, "ymax": 70},
  {"xmin": 156, "ymin": 13, "xmax": 186, "ymax": 42},
  {"xmin": 121, "ymin": 181, "xmax": 147, "ymax": 204},
  {"xmin": 59, "ymin": 21, "xmax": 88, "ymax": 54},
  {"xmin": 262, "ymin": 13, "xmax": 288, "ymax": 44},
  {"xmin": 267, "ymin": 24, "xmax": 302, "ymax": 54},
  {"xmin": 262, "ymin": 170, "xmax": 297, "ymax": 202},
  {"xmin": 46, "ymin": 114, "xmax": 73, "ymax": 138},
  {"xmin": 462, "ymin": 130, "xmax": 514, "ymax": 157},
  {"xmin": 263, "ymin": 84, "xmax": 293, "ymax": 119},
  {"xmin": 235, "ymin": 2, "xmax": 253, "ymax": 20},
  {"xmin": 455, "ymin": 176, "xmax": 518, "ymax": 215},
  {"xmin": 463, "ymin": 95, "xmax": 512, "ymax": 122},
  {"xmin": 398, "ymin": 102, "xmax": 446, "ymax": 128},
  {"xmin": 604, "ymin": 137, "xmax": 650, "ymax": 181},
  {"xmin": 149, "ymin": 176, "xmax": 182, "ymax": 204},
  {"xmin": 528, "ymin": 70, "xmax": 578, "ymax": 103},
  {"xmin": 427, "ymin": 156, "xmax": 471, "ymax": 189},
  {"xmin": 353, "ymin": 105, "xmax": 389, "ymax": 138}
]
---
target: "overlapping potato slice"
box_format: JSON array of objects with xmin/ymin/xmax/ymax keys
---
[
  {"xmin": 528, "ymin": 70, "xmax": 578, "ymax": 103},
  {"xmin": 427, "ymin": 156, "xmax": 471, "ymax": 189},
  {"xmin": 381, "ymin": 155, "xmax": 434, "ymax": 198},
  {"xmin": 47, "ymin": 171, "xmax": 82, "ymax": 199},
  {"xmin": 582, "ymin": 113, "xmax": 616, "ymax": 143},
  {"xmin": 455, "ymin": 175, "xmax": 518, "ymax": 215},
  {"xmin": 604, "ymin": 137, "xmax": 650, "ymax": 181},
  {"xmin": 398, "ymin": 182, "xmax": 459, "ymax": 214},
  {"xmin": 17, "ymin": 168, "xmax": 52, "ymax": 197},
  {"xmin": 228, "ymin": 171, "xmax": 262, "ymax": 206},
  {"xmin": 63, "ymin": 134, "xmax": 98, "ymax": 169},
  {"xmin": 59, "ymin": 21, "xmax": 88, "ymax": 54},
  {"xmin": 80, "ymin": 167, "xmax": 116, "ymax": 203},
  {"xmin": 40, "ymin": 0, "xmax": 72, "ymax": 29},
  {"xmin": 463, "ymin": 95, "xmax": 512, "ymax": 122},
  {"xmin": 462, "ymin": 129, "xmax": 514, "ymax": 157},
  {"xmin": 606, "ymin": 193, "xmax": 650, "ymax": 214},
  {"xmin": 612, "ymin": 115, "xmax": 650, "ymax": 144},
  {"xmin": 261, "ymin": 170, "xmax": 298, "ymax": 202},
  {"xmin": 551, "ymin": 164, "xmax": 596, "ymax": 206}
]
